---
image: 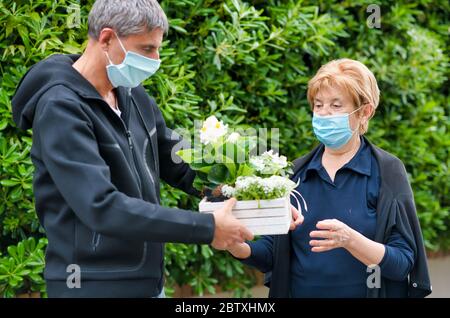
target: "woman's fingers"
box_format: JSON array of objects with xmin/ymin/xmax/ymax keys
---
[
  {"xmin": 289, "ymin": 220, "xmax": 295, "ymax": 231},
  {"xmin": 309, "ymin": 219, "xmax": 353, "ymax": 251},
  {"xmin": 309, "ymin": 239, "xmax": 336, "ymax": 247},
  {"xmin": 311, "ymin": 246, "xmax": 334, "ymax": 252},
  {"xmin": 289, "ymin": 206, "xmax": 298, "ymax": 230},
  {"xmin": 310, "ymin": 230, "xmax": 333, "ymax": 239},
  {"xmin": 310, "ymin": 239, "xmax": 338, "ymax": 252},
  {"xmin": 316, "ymin": 219, "xmax": 339, "ymax": 230},
  {"xmin": 289, "ymin": 205, "xmax": 304, "ymax": 231},
  {"xmin": 292, "ymin": 206, "xmax": 304, "ymax": 225}
]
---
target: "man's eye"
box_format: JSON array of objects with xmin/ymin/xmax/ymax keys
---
[
  {"xmin": 332, "ymin": 104, "xmax": 341, "ymax": 108},
  {"xmin": 143, "ymin": 47, "xmax": 156, "ymax": 53},
  {"xmin": 314, "ymin": 104, "xmax": 322, "ymax": 108}
]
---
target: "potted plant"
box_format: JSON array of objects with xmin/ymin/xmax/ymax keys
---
[{"xmin": 176, "ymin": 115, "xmax": 307, "ymax": 235}]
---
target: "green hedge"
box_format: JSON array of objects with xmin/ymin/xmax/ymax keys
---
[{"xmin": 0, "ymin": 0, "xmax": 448, "ymax": 297}]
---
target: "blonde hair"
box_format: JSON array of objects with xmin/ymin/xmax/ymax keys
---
[{"xmin": 307, "ymin": 58, "xmax": 380, "ymax": 134}]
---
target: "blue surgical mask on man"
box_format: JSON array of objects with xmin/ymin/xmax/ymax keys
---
[
  {"xmin": 312, "ymin": 106, "xmax": 364, "ymax": 149},
  {"xmin": 105, "ymin": 32, "xmax": 161, "ymax": 88}
]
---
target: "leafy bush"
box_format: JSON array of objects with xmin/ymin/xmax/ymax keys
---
[
  {"xmin": 0, "ymin": 237, "xmax": 47, "ymax": 298},
  {"xmin": 0, "ymin": 0, "xmax": 448, "ymax": 297}
]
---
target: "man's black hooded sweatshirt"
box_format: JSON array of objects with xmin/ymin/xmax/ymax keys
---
[{"xmin": 12, "ymin": 54, "xmax": 215, "ymax": 297}]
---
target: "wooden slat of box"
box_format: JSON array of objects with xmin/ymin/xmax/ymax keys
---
[
  {"xmin": 199, "ymin": 197, "xmax": 289, "ymax": 211},
  {"xmin": 199, "ymin": 196, "xmax": 291, "ymax": 235},
  {"xmin": 247, "ymin": 224, "xmax": 290, "ymax": 236}
]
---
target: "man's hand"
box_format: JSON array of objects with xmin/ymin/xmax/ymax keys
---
[
  {"xmin": 289, "ymin": 205, "xmax": 304, "ymax": 231},
  {"xmin": 211, "ymin": 198, "xmax": 254, "ymax": 250}
]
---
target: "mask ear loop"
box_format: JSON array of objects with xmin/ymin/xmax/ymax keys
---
[
  {"xmin": 104, "ymin": 32, "xmax": 128, "ymax": 66},
  {"xmin": 349, "ymin": 103, "xmax": 365, "ymax": 116},
  {"xmin": 114, "ymin": 31, "xmax": 128, "ymax": 54},
  {"xmin": 104, "ymin": 51, "xmax": 114, "ymax": 65},
  {"xmin": 357, "ymin": 102, "xmax": 371, "ymax": 133},
  {"xmin": 348, "ymin": 103, "xmax": 367, "ymax": 134}
]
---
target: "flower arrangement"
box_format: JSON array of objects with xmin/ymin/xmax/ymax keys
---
[
  {"xmin": 176, "ymin": 115, "xmax": 307, "ymax": 235},
  {"xmin": 177, "ymin": 115, "xmax": 300, "ymax": 201},
  {"xmin": 176, "ymin": 115, "xmax": 255, "ymax": 201}
]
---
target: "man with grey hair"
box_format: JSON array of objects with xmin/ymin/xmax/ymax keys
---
[{"xmin": 11, "ymin": 0, "xmax": 255, "ymax": 297}]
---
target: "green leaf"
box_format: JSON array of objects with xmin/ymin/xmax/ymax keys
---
[
  {"xmin": 0, "ymin": 179, "xmax": 19, "ymax": 187},
  {"xmin": 207, "ymin": 164, "xmax": 230, "ymax": 185},
  {"xmin": 176, "ymin": 149, "xmax": 195, "ymax": 164},
  {"xmin": 190, "ymin": 164, "xmax": 213, "ymax": 174},
  {"xmin": 237, "ymin": 164, "xmax": 254, "ymax": 177}
]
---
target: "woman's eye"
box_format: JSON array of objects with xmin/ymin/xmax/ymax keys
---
[
  {"xmin": 314, "ymin": 104, "xmax": 322, "ymax": 108},
  {"xmin": 332, "ymin": 104, "xmax": 341, "ymax": 108}
]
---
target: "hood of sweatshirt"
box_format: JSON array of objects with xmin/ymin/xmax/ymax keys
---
[{"xmin": 12, "ymin": 54, "xmax": 104, "ymax": 130}]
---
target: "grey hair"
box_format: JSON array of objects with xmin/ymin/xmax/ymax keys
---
[{"xmin": 88, "ymin": 0, "xmax": 169, "ymax": 39}]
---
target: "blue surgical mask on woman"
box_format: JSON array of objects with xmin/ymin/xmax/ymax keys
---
[
  {"xmin": 105, "ymin": 33, "xmax": 161, "ymax": 88},
  {"xmin": 312, "ymin": 106, "xmax": 363, "ymax": 149}
]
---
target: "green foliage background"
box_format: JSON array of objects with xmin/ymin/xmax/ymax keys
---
[{"xmin": 0, "ymin": 0, "xmax": 448, "ymax": 297}]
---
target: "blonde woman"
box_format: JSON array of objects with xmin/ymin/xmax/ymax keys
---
[{"xmin": 227, "ymin": 59, "xmax": 431, "ymax": 298}]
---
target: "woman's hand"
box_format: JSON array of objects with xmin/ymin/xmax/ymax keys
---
[
  {"xmin": 309, "ymin": 218, "xmax": 386, "ymax": 266},
  {"xmin": 290, "ymin": 205, "xmax": 304, "ymax": 231},
  {"xmin": 309, "ymin": 219, "xmax": 355, "ymax": 252},
  {"xmin": 226, "ymin": 242, "xmax": 251, "ymax": 259}
]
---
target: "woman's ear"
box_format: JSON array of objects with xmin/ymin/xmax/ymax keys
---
[
  {"xmin": 361, "ymin": 103, "xmax": 374, "ymax": 124},
  {"xmin": 358, "ymin": 103, "xmax": 374, "ymax": 134}
]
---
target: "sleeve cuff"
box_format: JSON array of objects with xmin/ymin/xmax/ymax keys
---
[
  {"xmin": 190, "ymin": 211, "xmax": 215, "ymax": 244},
  {"xmin": 378, "ymin": 245, "xmax": 411, "ymax": 281}
]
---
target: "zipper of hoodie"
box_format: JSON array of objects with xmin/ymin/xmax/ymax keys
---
[
  {"xmin": 130, "ymin": 96, "xmax": 157, "ymax": 186},
  {"xmin": 126, "ymin": 129, "xmax": 144, "ymax": 194},
  {"xmin": 96, "ymin": 89, "xmax": 144, "ymax": 197},
  {"xmin": 123, "ymin": 89, "xmax": 143, "ymax": 195},
  {"xmin": 92, "ymin": 231, "xmax": 101, "ymax": 252}
]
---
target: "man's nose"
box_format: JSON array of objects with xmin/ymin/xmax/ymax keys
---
[{"xmin": 150, "ymin": 52, "xmax": 160, "ymax": 60}]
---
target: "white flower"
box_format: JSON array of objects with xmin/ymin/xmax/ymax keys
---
[
  {"xmin": 250, "ymin": 150, "xmax": 289, "ymax": 175},
  {"xmin": 221, "ymin": 185, "xmax": 236, "ymax": 198},
  {"xmin": 226, "ymin": 132, "xmax": 241, "ymax": 143},
  {"xmin": 264, "ymin": 150, "xmax": 288, "ymax": 168},
  {"xmin": 229, "ymin": 175, "xmax": 297, "ymax": 200},
  {"xmin": 249, "ymin": 157, "xmax": 265, "ymax": 171},
  {"xmin": 199, "ymin": 115, "xmax": 228, "ymax": 145},
  {"xmin": 274, "ymin": 155, "xmax": 288, "ymax": 168}
]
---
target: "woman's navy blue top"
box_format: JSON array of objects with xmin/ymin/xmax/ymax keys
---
[{"xmin": 244, "ymin": 137, "xmax": 415, "ymax": 297}]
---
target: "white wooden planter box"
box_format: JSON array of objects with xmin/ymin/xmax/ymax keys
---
[{"xmin": 199, "ymin": 196, "xmax": 291, "ymax": 235}]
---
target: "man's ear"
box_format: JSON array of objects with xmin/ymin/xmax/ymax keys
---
[{"xmin": 98, "ymin": 28, "xmax": 115, "ymax": 51}]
